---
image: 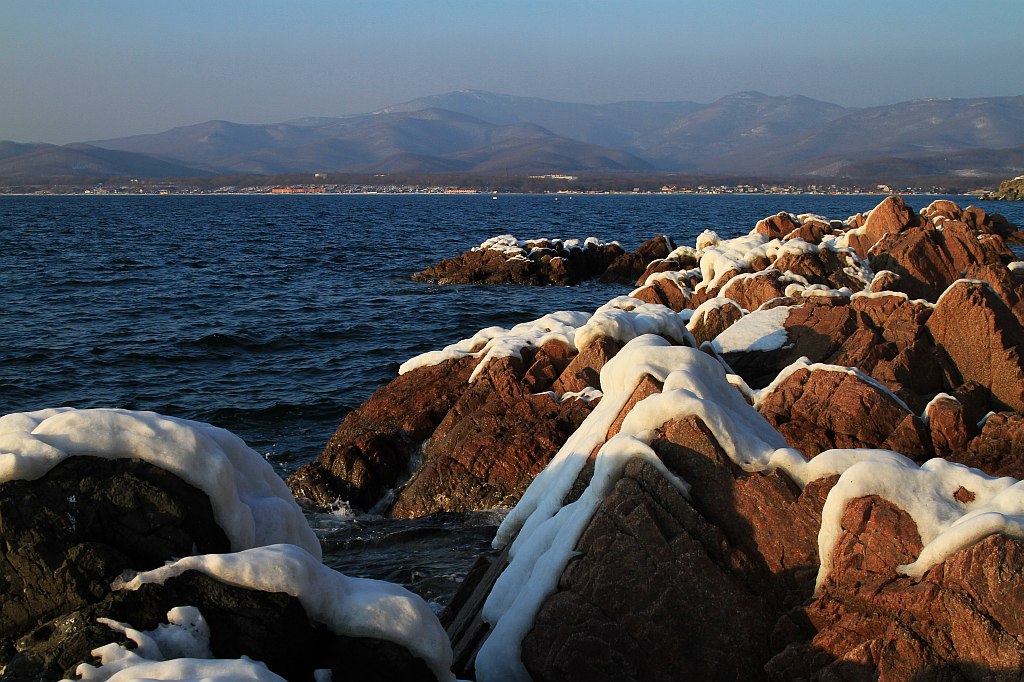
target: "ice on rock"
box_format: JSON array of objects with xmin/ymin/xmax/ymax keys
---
[{"xmin": 0, "ymin": 408, "xmax": 321, "ymax": 558}]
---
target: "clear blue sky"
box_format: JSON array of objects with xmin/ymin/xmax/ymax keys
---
[{"xmin": 2, "ymin": 0, "xmax": 1022, "ymax": 143}]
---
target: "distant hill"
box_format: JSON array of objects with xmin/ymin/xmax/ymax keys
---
[
  {"xmin": 0, "ymin": 143, "xmax": 210, "ymax": 180},
  {"xmin": 89, "ymin": 108, "xmax": 652, "ymax": 175},
  {"xmin": 2, "ymin": 90, "xmax": 1024, "ymax": 182}
]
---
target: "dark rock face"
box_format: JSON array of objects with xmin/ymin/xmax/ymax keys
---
[
  {"xmin": 963, "ymin": 412, "xmax": 1024, "ymax": 479},
  {"xmin": 0, "ymin": 456, "xmax": 232, "ymax": 670},
  {"xmin": 599, "ymin": 235, "xmax": 675, "ymax": 284},
  {"xmin": 411, "ymin": 235, "xmax": 674, "ymax": 286},
  {"xmin": 1, "ymin": 456, "xmax": 442, "ymax": 681},
  {"xmin": 7, "ymin": 571, "xmax": 437, "ymax": 682}
]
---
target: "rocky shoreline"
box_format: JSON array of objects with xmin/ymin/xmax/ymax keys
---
[{"xmin": 4, "ymin": 196, "xmax": 1024, "ymax": 680}]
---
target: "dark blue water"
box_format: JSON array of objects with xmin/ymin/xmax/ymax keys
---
[{"xmin": 3, "ymin": 193, "xmax": 1021, "ymax": 604}]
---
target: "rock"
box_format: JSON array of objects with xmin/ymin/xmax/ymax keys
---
[
  {"xmin": 634, "ymin": 252, "xmax": 698, "ymax": 288},
  {"xmin": 963, "ymin": 412, "xmax": 1024, "ymax": 479},
  {"xmin": 688, "ymin": 300, "xmax": 744, "ymax": 346},
  {"xmin": 600, "ymin": 235, "xmax": 675, "ymax": 284},
  {"xmin": 790, "ymin": 497, "xmax": 1024, "ymax": 679},
  {"xmin": 757, "ymin": 367, "xmax": 932, "ymax": 461},
  {"xmin": 9, "ymin": 570, "xmax": 438, "ymax": 682},
  {"xmin": 411, "ymin": 235, "xmax": 679, "ymax": 287},
  {"xmin": 783, "ymin": 218, "xmax": 830, "ymax": 245},
  {"xmin": 868, "ymin": 220, "xmax": 1015, "ymax": 302},
  {"xmin": 926, "ymin": 279, "xmax": 1024, "ymax": 413},
  {"xmin": 388, "ymin": 386, "xmax": 592, "ymax": 518},
  {"xmin": 772, "ymin": 247, "xmax": 863, "ymax": 291},
  {"xmin": 630, "ymin": 276, "xmax": 691, "ymax": 311},
  {"xmin": 551, "ymin": 336, "xmax": 621, "ymax": 395},
  {"xmin": 925, "ymin": 394, "xmax": 973, "ymax": 459},
  {"xmin": 755, "ymin": 212, "xmax": 802, "ymax": 240},
  {"xmin": 291, "ymin": 339, "xmax": 607, "ymax": 516},
  {"xmin": 288, "ymin": 355, "xmax": 479, "ymax": 510},
  {"xmin": 845, "ymin": 195, "xmax": 921, "ymax": 258},
  {"xmin": 719, "ymin": 295, "xmax": 944, "ymax": 410},
  {"xmin": 719, "ymin": 270, "xmax": 789, "ymax": 312},
  {"xmin": 0, "ymin": 456, "xmax": 231, "ymax": 669}
]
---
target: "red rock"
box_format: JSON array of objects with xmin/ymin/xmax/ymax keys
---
[
  {"xmin": 783, "ymin": 218, "xmax": 831, "ymax": 245},
  {"xmin": 388, "ymin": 388, "xmax": 593, "ymax": 518},
  {"xmin": 630, "ymin": 277, "xmax": 691, "ymax": 311},
  {"xmin": 288, "ymin": 355, "xmax": 479, "ymax": 509},
  {"xmin": 756, "ymin": 212, "xmax": 802, "ymax": 240},
  {"xmin": 551, "ymin": 336, "xmax": 621, "ymax": 395},
  {"xmin": 796, "ymin": 496, "xmax": 1024, "ymax": 678},
  {"xmin": 868, "ymin": 221, "xmax": 1015, "ymax": 302},
  {"xmin": 925, "ymin": 395, "xmax": 972, "ymax": 459},
  {"xmin": 720, "ymin": 270, "xmax": 789, "ymax": 311},
  {"xmin": 926, "ymin": 279, "xmax": 1024, "ymax": 413},
  {"xmin": 772, "ymin": 248, "xmax": 863, "ymax": 291},
  {"xmin": 868, "ymin": 269, "xmax": 901, "ymax": 293},
  {"xmin": 688, "ymin": 300, "xmax": 744, "ymax": 346},
  {"xmin": 757, "ymin": 367, "xmax": 933, "ymax": 461},
  {"xmin": 863, "ymin": 195, "xmax": 921, "ymax": 250},
  {"xmin": 962, "ymin": 412, "xmax": 1024, "ymax": 479}
]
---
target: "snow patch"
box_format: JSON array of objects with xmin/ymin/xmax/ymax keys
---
[
  {"xmin": 709, "ymin": 305, "xmax": 792, "ymax": 354},
  {"xmin": 0, "ymin": 408, "xmax": 320, "ymax": 558}
]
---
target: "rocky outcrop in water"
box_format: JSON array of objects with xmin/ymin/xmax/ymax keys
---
[
  {"xmin": 315, "ymin": 196, "xmax": 1024, "ymax": 681},
  {"xmin": 410, "ymin": 235, "xmax": 673, "ymax": 286}
]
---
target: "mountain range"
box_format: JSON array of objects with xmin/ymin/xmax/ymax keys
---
[{"xmin": 3, "ymin": 90, "xmax": 1024, "ymax": 182}]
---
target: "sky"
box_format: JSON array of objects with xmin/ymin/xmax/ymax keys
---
[{"xmin": 2, "ymin": 0, "xmax": 1022, "ymax": 144}]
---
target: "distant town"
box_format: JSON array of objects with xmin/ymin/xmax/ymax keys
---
[{"xmin": 0, "ymin": 176, "xmax": 973, "ymax": 197}]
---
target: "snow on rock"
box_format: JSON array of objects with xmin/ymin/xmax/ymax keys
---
[
  {"xmin": 573, "ymin": 296, "xmax": 693, "ymax": 350},
  {"xmin": 708, "ymin": 304, "xmax": 793, "ymax": 354},
  {"xmin": 0, "ymin": 408, "xmax": 321, "ymax": 559},
  {"xmin": 473, "ymin": 331, "xmax": 1024, "ymax": 679},
  {"xmin": 119, "ymin": 544, "xmax": 455, "ymax": 682},
  {"xmin": 398, "ymin": 310, "xmax": 590, "ymax": 379}
]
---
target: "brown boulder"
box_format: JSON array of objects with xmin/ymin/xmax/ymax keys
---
[
  {"xmin": 551, "ymin": 336, "xmax": 621, "ymax": 395},
  {"xmin": 869, "ymin": 220, "xmax": 1015, "ymax": 302},
  {"xmin": 790, "ymin": 496, "xmax": 1024, "ymax": 679},
  {"xmin": 773, "ymin": 247, "xmax": 864, "ymax": 291},
  {"xmin": 756, "ymin": 212, "xmax": 802, "ymax": 240},
  {"xmin": 845, "ymin": 195, "xmax": 921, "ymax": 258},
  {"xmin": 288, "ymin": 355, "xmax": 479, "ymax": 510},
  {"xmin": 926, "ymin": 279, "xmax": 1024, "ymax": 413},
  {"xmin": 925, "ymin": 395, "xmax": 973, "ymax": 459},
  {"xmin": 630, "ymin": 276, "xmax": 691, "ymax": 311},
  {"xmin": 600, "ymin": 235, "xmax": 675, "ymax": 284},
  {"xmin": 688, "ymin": 300, "xmax": 744, "ymax": 346},
  {"xmin": 757, "ymin": 367, "xmax": 932, "ymax": 461},
  {"xmin": 719, "ymin": 270, "xmax": 790, "ymax": 311},
  {"xmin": 389, "ymin": 388, "xmax": 593, "ymax": 518},
  {"xmin": 962, "ymin": 412, "xmax": 1024, "ymax": 479}
]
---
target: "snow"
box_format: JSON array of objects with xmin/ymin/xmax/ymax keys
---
[
  {"xmin": 0, "ymin": 408, "xmax": 321, "ymax": 559},
  {"xmin": 1008, "ymin": 261, "xmax": 1024, "ymax": 274},
  {"xmin": 695, "ymin": 233, "xmax": 774, "ymax": 292},
  {"xmin": 398, "ymin": 310, "xmax": 590, "ymax": 379},
  {"xmin": 574, "ymin": 296, "xmax": 694, "ymax": 350},
  {"xmin": 477, "ymin": 338, "xmax": 796, "ymax": 681},
  {"xmin": 709, "ymin": 305, "xmax": 792, "ymax": 354},
  {"xmin": 818, "ymin": 456, "xmax": 1020, "ymax": 586},
  {"xmin": 118, "ymin": 544, "xmax": 455, "ymax": 682}
]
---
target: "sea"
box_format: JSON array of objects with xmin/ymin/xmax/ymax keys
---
[{"xmin": 3, "ymin": 192, "xmax": 1022, "ymax": 610}]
